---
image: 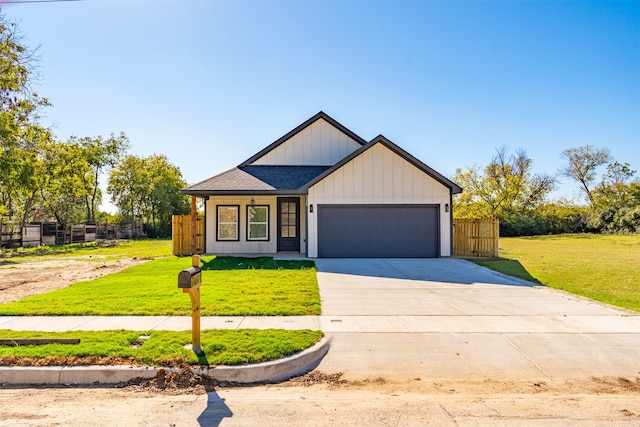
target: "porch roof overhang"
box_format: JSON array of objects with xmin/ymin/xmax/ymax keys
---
[{"xmin": 181, "ymin": 165, "xmax": 329, "ymax": 196}]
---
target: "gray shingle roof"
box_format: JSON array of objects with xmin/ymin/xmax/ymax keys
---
[{"xmin": 183, "ymin": 166, "xmax": 330, "ymax": 194}]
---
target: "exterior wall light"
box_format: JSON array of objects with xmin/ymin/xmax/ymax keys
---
[
  {"xmin": 445, "ymin": 203, "xmax": 449, "ymax": 213},
  {"xmin": 309, "ymin": 204, "xmax": 313, "ymax": 213}
]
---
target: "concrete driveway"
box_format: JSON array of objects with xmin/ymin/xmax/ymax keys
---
[{"xmin": 314, "ymin": 258, "xmax": 640, "ymax": 382}]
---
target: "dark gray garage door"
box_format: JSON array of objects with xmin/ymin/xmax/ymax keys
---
[{"xmin": 318, "ymin": 205, "xmax": 439, "ymax": 258}]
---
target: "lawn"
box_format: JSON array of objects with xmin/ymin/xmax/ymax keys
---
[
  {"xmin": 469, "ymin": 234, "xmax": 640, "ymax": 312},
  {"xmin": 0, "ymin": 329, "xmax": 323, "ymax": 367},
  {"xmin": 0, "ymin": 238, "xmax": 173, "ymax": 263},
  {"xmin": 0, "ymin": 256, "xmax": 321, "ymax": 316}
]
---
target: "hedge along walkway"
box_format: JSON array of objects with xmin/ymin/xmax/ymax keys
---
[{"xmin": 0, "ymin": 256, "xmax": 321, "ymax": 316}]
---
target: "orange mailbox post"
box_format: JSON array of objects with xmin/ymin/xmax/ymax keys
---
[{"xmin": 178, "ymin": 255, "xmax": 202, "ymax": 353}]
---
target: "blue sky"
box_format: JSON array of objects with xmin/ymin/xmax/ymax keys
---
[{"xmin": 3, "ymin": 0, "xmax": 639, "ymax": 210}]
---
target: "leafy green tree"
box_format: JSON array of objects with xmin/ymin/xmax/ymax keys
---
[
  {"xmin": 146, "ymin": 154, "xmax": 190, "ymax": 236},
  {"xmin": 561, "ymin": 146, "xmax": 639, "ymax": 233},
  {"xmin": 453, "ymin": 147, "xmax": 556, "ymax": 218},
  {"xmin": 108, "ymin": 154, "xmax": 189, "ymax": 237},
  {"xmin": 70, "ymin": 133, "xmax": 129, "ymax": 223},
  {"xmin": 589, "ymin": 162, "xmax": 639, "ymax": 233},
  {"xmin": 38, "ymin": 141, "xmax": 88, "ymax": 227},
  {"xmin": 0, "ymin": 14, "xmax": 52, "ymax": 225},
  {"xmin": 560, "ymin": 145, "xmax": 612, "ymax": 207},
  {"xmin": 107, "ymin": 155, "xmax": 147, "ymax": 236}
]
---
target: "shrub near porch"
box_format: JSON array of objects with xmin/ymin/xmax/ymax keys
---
[{"xmin": 0, "ymin": 256, "xmax": 320, "ymax": 316}]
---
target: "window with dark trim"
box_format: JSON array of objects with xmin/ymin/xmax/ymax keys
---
[
  {"xmin": 216, "ymin": 205, "xmax": 239, "ymax": 241},
  {"xmin": 247, "ymin": 205, "xmax": 269, "ymax": 241}
]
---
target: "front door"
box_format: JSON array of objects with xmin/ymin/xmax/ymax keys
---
[{"xmin": 277, "ymin": 197, "xmax": 300, "ymax": 252}]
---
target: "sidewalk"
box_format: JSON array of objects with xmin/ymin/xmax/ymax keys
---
[
  {"xmin": 1, "ymin": 313, "xmax": 639, "ymax": 334},
  {"xmin": 0, "ymin": 315, "xmax": 321, "ymax": 332}
]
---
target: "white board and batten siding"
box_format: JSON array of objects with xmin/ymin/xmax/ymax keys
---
[
  {"xmin": 204, "ymin": 195, "xmax": 307, "ymax": 255},
  {"xmin": 251, "ymin": 118, "xmax": 361, "ymax": 166},
  {"xmin": 307, "ymin": 143, "xmax": 452, "ymax": 257}
]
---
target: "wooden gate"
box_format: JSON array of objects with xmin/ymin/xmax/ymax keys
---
[
  {"xmin": 172, "ymin": 215, "xmax": 205, "ymax": 256},
  {"xmin": 453, "ymin": 218, "xmax": 499, "ymax": 258}
]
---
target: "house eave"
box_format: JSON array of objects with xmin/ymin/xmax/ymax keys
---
[{"xmin": 181, "ymin": 189, "xmax": 308, "ymax": 196}]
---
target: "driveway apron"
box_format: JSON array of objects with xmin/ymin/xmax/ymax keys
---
[{"xmin": 314, "ymin": 258, "xmax": 640, "ymax": 382}]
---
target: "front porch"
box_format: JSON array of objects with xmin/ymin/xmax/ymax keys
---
[{"xmin": 172, "ymin": 194, "xmax": 308, "ymax": 257}]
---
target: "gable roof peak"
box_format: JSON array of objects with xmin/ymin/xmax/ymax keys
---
[
  {"xmin": 302, "ymin": 133, "xmax": 463, "ymax": 194},
  {"xmin": 240, "ymin": 111, "xmax": 367, "ymax": 166}
]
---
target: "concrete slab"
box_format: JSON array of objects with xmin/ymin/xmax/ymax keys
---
[
  {"xmin": 558, "ymin": 315, "xmax": 640, "ymax": 333},
  {"xmin": 161, "ymin": 316, "xmax": 241, "ymax": 331},
  {"xmin": 320, "ymin": 289, "xmax": 465, "ymax": 316},
  {"xmin": 431, "ymin": 287, "xmax": 623, "ymax": 316},
  {"xmin": 238, "ymin": 316, "xmax": 321, "ymax": 330},
  {"xmin": 70, "ymin": 316, "xmax": 170, "ymax": 331},
  {"xmin": 317, "ymin": 332, "xmax": 547, "ymax": 381},
  {"xmin": 314, "ymin": 258, "xmax": 640, "ymax": 382},
  {"xmin": 0, "ymin": 316, "xmax": 19, "ymax": 327},
  {"xmin": 0, "ymin": 316, "xmax": 98, "ymax": 332},
  {"xmin": 315, "ymin": 258, "xmax": 535, "ymax": 287},
  {"xmin": 320, "ymin": 316, "xmax": 410, "ymax": 333},
  {"xmin": 504, "ymin": 333, "xmax": 640, "ymax": 378},
  {"xmin": 397, "ymin": 315, "xmax": 500, "ymax": 333}
]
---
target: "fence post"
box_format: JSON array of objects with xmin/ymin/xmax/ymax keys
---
[{"xmin": 190, "ymin": 196, "xmax": 197, "ymax": 255}]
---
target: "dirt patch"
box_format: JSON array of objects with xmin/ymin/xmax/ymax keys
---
[
  {"xmin": 120, "ymin": 367, "xmax": 218, "ymax": 395},
  {"xmin": 119, "ymin": 368, "xmax": 640, "ymax": 397},
  {"xmin": 0, "ymin": 257, "xmax": 147, "ymax": 304},
  {"xmin": 285, "ymin": 371, "xmax": 349, "ymax": 388},
  {"xmin": 283, "ymin": 371, "xmax": 640, "ymax": 396}
]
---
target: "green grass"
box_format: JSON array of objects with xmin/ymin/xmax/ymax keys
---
[
  {"xmin": 0, "ymin": 256, "xmax": 321, "ymax": 316},
  {"xmin": 468, "ymin": 234, "xmax": 640, "ymax": 312},
  {"xmin": 0, "ymin": 238, "xmax": 172, "ymax": 264},
  {"xmin": 0, "ymin": 329, "xmax": 323, "ymax": 367}
]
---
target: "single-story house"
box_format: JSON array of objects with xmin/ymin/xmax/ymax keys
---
[{"xmin": 182, "ymin": 112, "xmax": 462, "ymax": 258}]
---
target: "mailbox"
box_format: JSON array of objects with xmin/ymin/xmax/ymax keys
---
[{"xmin": 178, "ymin": 266, "xmax": 202, "ymax": 289}]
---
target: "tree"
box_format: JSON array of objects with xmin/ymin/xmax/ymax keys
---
[
  {"xmin": 0, "ymin": 13, "xmax": 52, "ymax": 225},
  {"xmin": 145, "ymin": 155, "xmax": 190, "ymax": 235},
  {"xmin": 589, "ymin": 162, "xmax": 639, "ymax": 233},
  {"xmin": 108, "ymin": 154, "xmax": 189, "ymax": 237},
  {"xmin": 71, "ymin": 133, "xmax": 129, "ymax": 223},
  {"xmin": 453, "ymin": 147, "xmax": 556, "ymax": 218},
  {"xmin": 560, "ymin": 145, "xmax": 612, "ymax": 207},
  {"xmin": 107, "ymin": 155, "xmax": 147, "ymax": 236},
  {"xmin": 38, "ymin": 140, "xmax": 88, "ymax": 227}
]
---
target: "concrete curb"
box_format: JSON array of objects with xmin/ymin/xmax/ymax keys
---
[
  {"xmin": 200, "ymin": 335, "xmax": 331, "ymax": 384},
  {"xmin": 0, "ymin": 336, "xmax": 331, "ymax": 386}
]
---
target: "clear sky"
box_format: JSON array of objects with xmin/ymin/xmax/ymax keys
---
[{"xmin": 3, "ymin": 0, "xmax": 639, "ymax": 210}]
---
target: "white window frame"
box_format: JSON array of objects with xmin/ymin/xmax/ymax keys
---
[
  {"xmin": 216, "ymin": 205, "xmax": 239, "ymax": 241},
  {"xmin": 247, "ymin": 205, "xmax": 269, "ymax": 241}
]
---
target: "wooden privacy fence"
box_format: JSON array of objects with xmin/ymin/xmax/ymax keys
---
[
  {"xmin": 453, "ymin": 218, "xmax": 499, "ymax": 258},
  {"xmin": 172, "ymin": 215, "xmax": 204, "ymax": 256},
  {"xmin": 1, "ymin": 222, "xmax": 143, "ymax": 248}
]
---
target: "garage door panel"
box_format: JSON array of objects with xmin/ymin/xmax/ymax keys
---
[{"xmin": 318, "ymin": 205, "xmax": 439, "ymax": 258}]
